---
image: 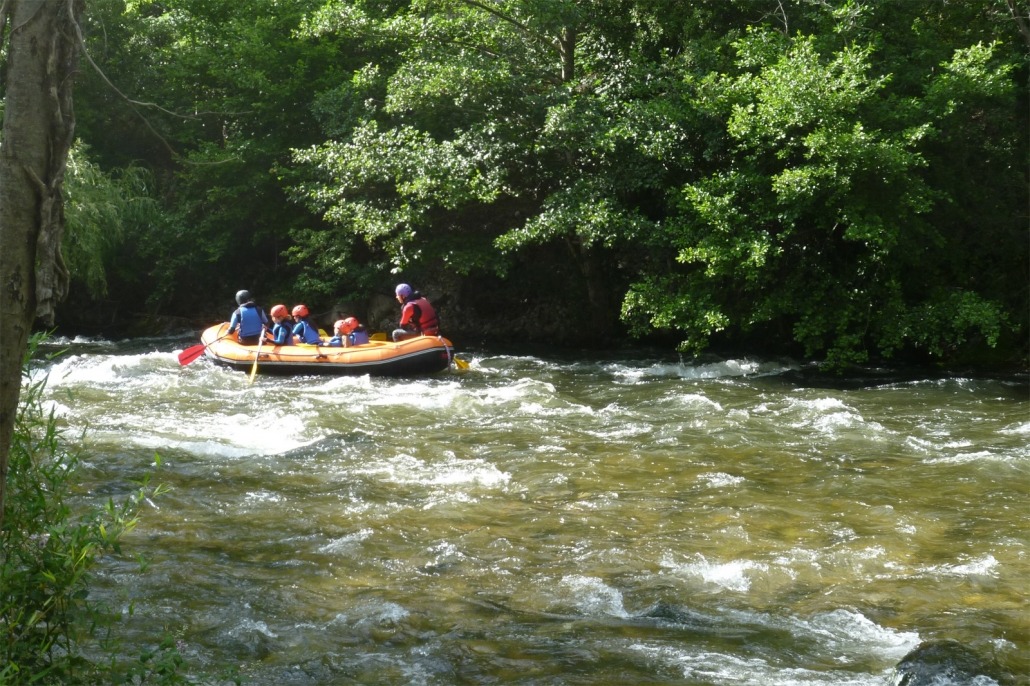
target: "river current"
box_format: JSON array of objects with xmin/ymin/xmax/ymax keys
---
[{"xmin": 30, "ymin": 335, "xmax": 1029, "ymax": 685}]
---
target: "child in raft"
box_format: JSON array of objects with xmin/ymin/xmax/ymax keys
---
[
  {"xmin": 268, "ymin": 304, "xmax": 294, "ymax": 345},
  {"xmin": 327, "ymin": 317, "xmax": 370, "ymax": 347},
  {"xmin": 290, "ymin": 304, "xmax": 323, "ymax": 344}
]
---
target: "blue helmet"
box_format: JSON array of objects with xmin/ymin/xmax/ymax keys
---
[{"xmin": 395, "ymin": 283, "xmax": 412, "ymax": 299}]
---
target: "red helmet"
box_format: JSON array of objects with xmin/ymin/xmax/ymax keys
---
[
  {"xmin": 341, "ymin": 317, "xmax": 359, "ymax": 334},
  {"xmin": 270, "ymin": 304, "xmax": 288, "ymax": 318},
  {"xmin": 333, "ymin": 319, "xmax": 347, "ymax": 334},
  {"xmin": 291, "ymin": 304, "xmax": 309, "ymax": 319}
]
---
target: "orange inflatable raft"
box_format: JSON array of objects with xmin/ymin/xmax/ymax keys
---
[{"xmin": 199, "ymin": 323, "xmax": 456, "ymax": 376}]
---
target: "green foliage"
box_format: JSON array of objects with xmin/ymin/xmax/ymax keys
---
[
  {"xmin": 66, "ymin": 0, "xmax": 1027, "ymax": 359},
  {"xmin": 63, "ymin": 143, "xmax": 162, "ymax": 300},
  {"xmin": 289, "ymin": 0, "xmax": 701, "ymax": 334},
  {"xmin": 0, "ymin": 335, "xmax": 191, "ymax": 685},
  {"xmin": 75, "ymin": 0, "xmax": 352, "ymax": 315},
  {"xmin": 623, "ymin": 17, "xmax": 1023, "ymax": 367}
]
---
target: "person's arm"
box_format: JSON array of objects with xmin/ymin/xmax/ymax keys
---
[{"xmin": 400, "ymin": 303, "xmax": 422, "ymax": 331}]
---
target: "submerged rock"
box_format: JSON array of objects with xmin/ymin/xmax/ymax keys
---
[{"xmin": 891, "ymin": 639, "xmax": 1008, "ymax": 686}]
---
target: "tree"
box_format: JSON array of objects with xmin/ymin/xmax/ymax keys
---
[
  {"xmin": 621, "ymin": 5, "xmax": 1026, "ymax": 367},
  {"xmin": 290, "ymin": 0, "xmax": 709, "ymax": 341},
  {"xmin": 0, "ymin": 0, "xmax": 82, "ymax": 524},
  {"xmin": 70, "ymin": 0, "xmax": 355, "ymax": 318}
]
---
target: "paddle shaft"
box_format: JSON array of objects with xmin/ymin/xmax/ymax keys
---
[
  {"xmin": 178, "ymin": 333, "xmax": 229, "ymax": 366},
  {"xmin": 248, "ymin": 328, "xmax": 266, "ymax": 383}
]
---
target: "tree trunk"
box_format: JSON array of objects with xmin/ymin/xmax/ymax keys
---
[
  {"xmin": 0, "ymin": 0, "xmax": 81, "ymax": 528},
  {"xmin": 558, "ymin": 27, "xmax": 576, "ymax": 83},
  {"xmin": 566, "ymin": 238, "xmax": 615, "ymax": 340}
]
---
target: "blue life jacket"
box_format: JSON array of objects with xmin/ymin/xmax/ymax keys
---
[
  {"xmin": 230, "ymin": 303, "xmax": 268, "ymax": 339},
  {"xmin": 327, "ymin": 327, "xmax": 369, "ymax": 347},
  {"xmin": 292, "ymin": 319, "xmax": 322, "ymax": 344},
  {"xmin": 270, "ymin": 321, "xmax": 293, "ymax": 345}
]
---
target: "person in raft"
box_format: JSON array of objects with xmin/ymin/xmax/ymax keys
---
[
  {"xmin": 290, "ymin": 304, "xmax": 323, "ymax": 344},
  {"xmin": 391, "ymin": 283, "xmax": 439, "ymax": 342},
  {"xmin": 327, "ymin": 317, "xmax": 370, "ymax": 347},
  {"xmin": 268, "ymin": 304, "xmax": 294, "ymax": 345},
  {"xmin": 227, "ymin": 289, "xmax": 270, "ymax": 345}
]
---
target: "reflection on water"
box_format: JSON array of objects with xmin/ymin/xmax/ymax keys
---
[{"xmin": 32, "ymin": 336, "xmax": 1030, "ymax": 685}]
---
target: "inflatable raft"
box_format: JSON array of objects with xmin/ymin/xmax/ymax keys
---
[{"xmin": 199, "ymin": 323, "xmax": 456, "ymax": 376}]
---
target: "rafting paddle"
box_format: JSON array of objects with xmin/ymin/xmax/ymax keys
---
[
  {"xmin": 248, "ymin": 328, "xmax": 266, "ymax": 384},
  {"xmin": 177, "ymin": 334, "xmax": 228, "ymax": 366}
]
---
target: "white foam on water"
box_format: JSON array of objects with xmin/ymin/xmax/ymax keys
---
[
  {"xmin": 631, "ymin": 607, "xmax": 919, "ymax": 684},
  {"xmin": 772, "ymin": 396, "xmax": 889, "ymax": 442},
  {"xmin": 330, "ymin": 600, "xmax": 410, "ymax": 628},
  {"xmin": 244, "ymin": 490, "xmax": 282, "ymax": 504},
  {"xmin": 45, "ymin": 334, "xmax": 120, "ymax": 348},
  {"xmin": 556, "ymin": 575, "xmax": 630, "ymax": 618},
  {"xmin": 318, "ymin": 529, "xmax": 373, "ymax": 555},
  {"xmin": 924, "ymin": 450, "xmax": 1015, "ymax": 465},
  {"xmin": 92, "ymin": 405, "xmax": 315, "ymax": 459},
  {"xmin": 610, "ymin": 358, "xmax": 795, "ymax": 381},
  {"xmin": 660, "ymin": 553, "xmax": 766, "ymax": 593},
  {"xmin": 426, "ymin": 540, "xmax": 467, "ymax": 568},
  {"xmin": 478, "ymin": 377, "xmax": 556, "ymax": 403},
  {"xmin": 40, "ymin": 351, "xmax": 173, "ymax": 389},
  {"xmin": 228, "ymin": 618, "xmax": 277, "ymax": 639},
  {"xmin": 584, "ymin": 419, "xmax": 653, "ymax": 441},
  {"xmin": 922, "ymin": 554, "xmax": 999, "ymax": 578},
  {"xmin": 629, "ymin": 643, "xmax": 888, "ymax": 685},
  {"xmin": 352, "ymin": 453, "xmax": 511, "ymax": 490},
  {"xmin": 699, "ymin": 471, "xmax": 746, "ymax": 488},
  {"xmin": 677, "ymin": 392, "xmax": 725, "ymax": 412},
  {"xmin": 799, "ymin": 609, "xmax": 920, "ymax": 660},
  {"xmin": 999, "ymin": 421, "xmax": 1030, "ymax": 436}
]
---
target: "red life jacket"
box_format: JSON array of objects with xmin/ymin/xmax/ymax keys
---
[{"xmin": 400, "ymin": 296, "xmax": 439, "ymax": 335}]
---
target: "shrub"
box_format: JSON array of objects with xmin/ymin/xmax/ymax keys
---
[{"xmin": 0, "ymin": 334, "xmax": 183, "ymax": 685}]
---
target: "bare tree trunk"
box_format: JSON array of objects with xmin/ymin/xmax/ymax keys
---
[
  {"xmin": 0, "ymin": 0, "xmax": 81, "ymax": 528},
  {"xmin": 558, "ymin": 27, "xmax": 576, "ymax": 83}
]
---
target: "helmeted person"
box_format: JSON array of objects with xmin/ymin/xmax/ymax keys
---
[
  {"xmin": 227, "ymin": 289, "xmax": 270, "ymax": 345},
  {"xmin": 290, "ymin": 304, "xmax": 323, "ymax": 344},
  {"xmin": 327, "ymin": 317, "xmax": 370, "ymax": 348},
  {"xmin": 268, "ymin": 304, "xmax": 294, "ymax": 346},
  {"xmin": 391, "ymin": 283, "xmax": 439, "ymax": 342}
]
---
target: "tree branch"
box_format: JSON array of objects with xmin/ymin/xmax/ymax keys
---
[{"xmin": 1006, "ymin": 0, "xmax": 1030, "ymax": 48}]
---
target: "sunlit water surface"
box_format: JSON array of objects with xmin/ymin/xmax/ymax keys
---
[{"xmin": 31, "ymin": 335, "xmax": 1029, "ymax": 685}]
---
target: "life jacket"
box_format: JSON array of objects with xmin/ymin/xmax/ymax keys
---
[
  {"xmin": 328, "ymin": 326, "xmax": 370, "ymax": 347},
  {"xmin": 292, "ymin": 319, "xmax": 322, "ymax": 344},
  {"xmin": 349, "ymin": 327, "xmax": 370, "ymax": 345},
  {"xmin": 270, "ymin": 320, "xmax": 293, "ymax": 345},
  {"xmin": 399, "ymin": 296, "xmax": 439, "ymax": 335},
  {"xmin": 232, "ymin": 303, "xmax": 268, "ymax": 339}
]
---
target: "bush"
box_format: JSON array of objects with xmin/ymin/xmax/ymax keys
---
[{"xmin": 0, "ymin": 334, "xmax": 187, "ymax": 685}]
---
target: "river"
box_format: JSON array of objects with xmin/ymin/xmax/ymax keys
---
[{"xmin": 31, "ymin": 335, "xmax": 1029, "ymax": 685}]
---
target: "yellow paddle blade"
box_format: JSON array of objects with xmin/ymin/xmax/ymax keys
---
[
  {"xmin": 370, "ymin": 332, "xmax": 389, "ymax": 341},
  {"xmin": 453, "ymin": 357, "xmax": 470, "ymax": 370}
]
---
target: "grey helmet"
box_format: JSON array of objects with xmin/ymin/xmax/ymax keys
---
[{"xmin": 235, "ymin": 289, "xmax": 252, "ymax": 305}]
